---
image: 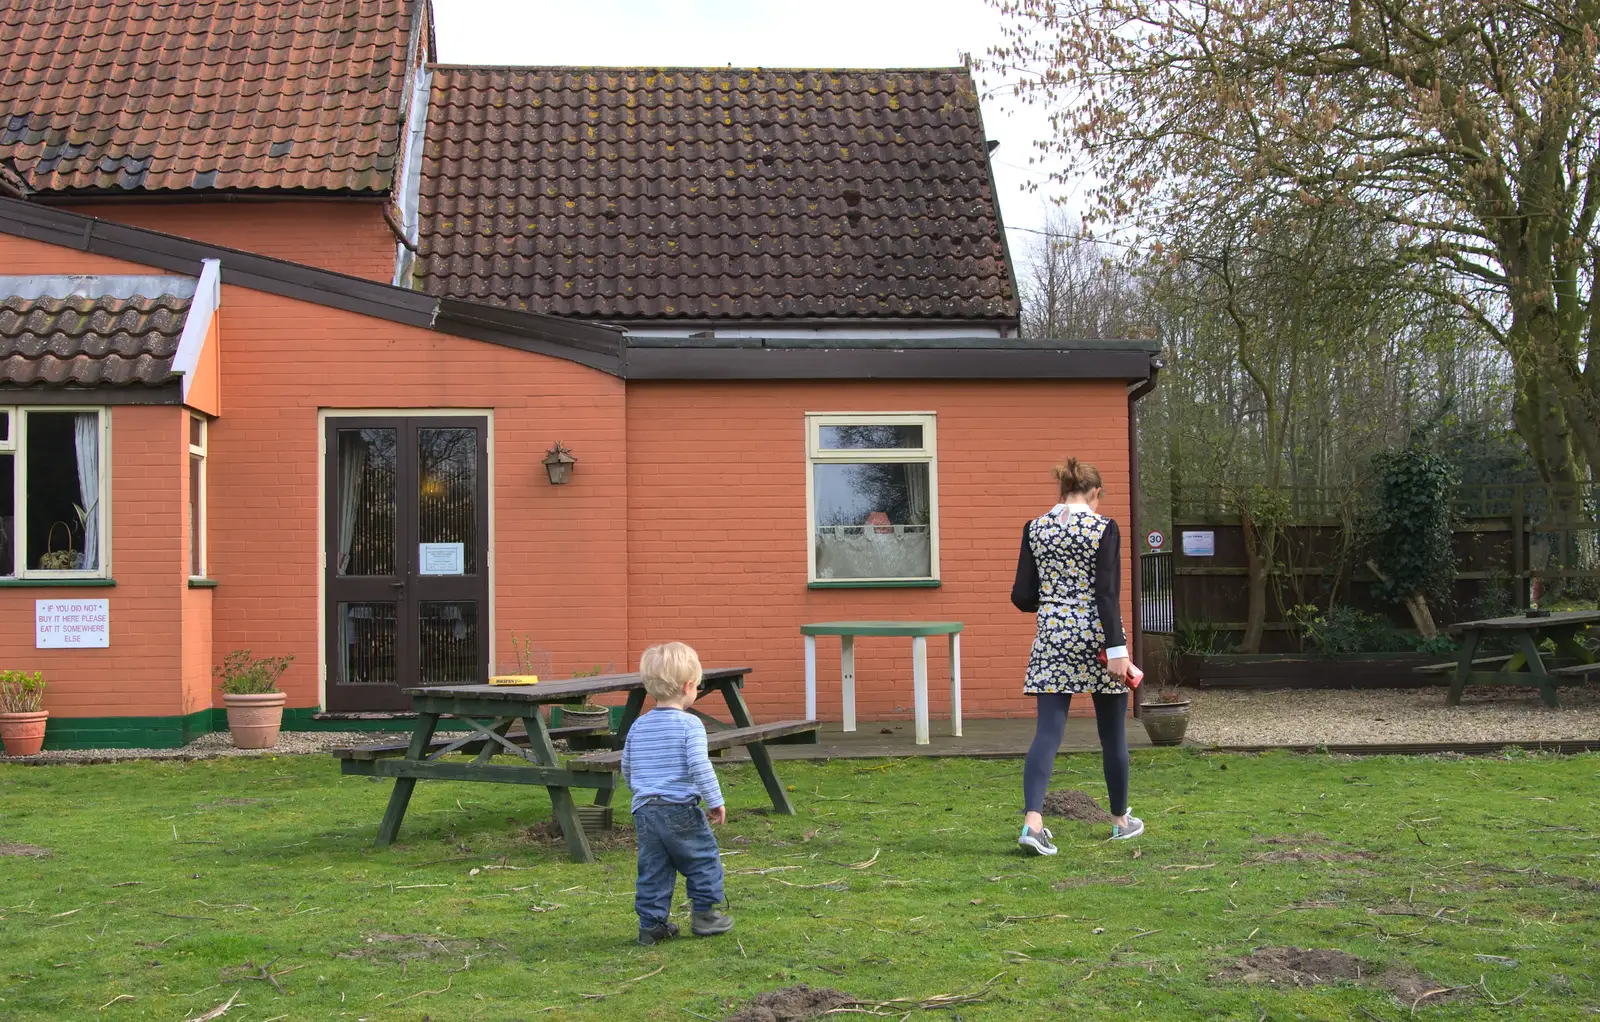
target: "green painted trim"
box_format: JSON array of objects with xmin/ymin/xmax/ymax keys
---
[
  {"xmin": 808, "ymin": 579, "xmax": 942, "ymax": 590},
  {"xmin": 187, "ymin": 578, "xmax": 219, "ymax": 588},
  {"xmin": 40, "ymin": 708, "xmax": 214, "ymax": 750},
  {"xmin": 0, "ymin": 577, "xmax": 117, "ymax": 588},
  {"xmin": 800, "ymin": 620, "xmax": 964, "ymax": 637}
]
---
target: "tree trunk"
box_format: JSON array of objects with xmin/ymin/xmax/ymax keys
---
[
  {"xmin": 1239, "ymin": 507, "xmax": 1268, "ymax": 653},
  {"xmin": 1364, "ymin": 559, "xmax": 1438, "ymax": 639}
]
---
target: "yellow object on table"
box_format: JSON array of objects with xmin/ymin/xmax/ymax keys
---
[{"xmin": 488, "ymin": 675, "xmax": 539, "ymax": 686}]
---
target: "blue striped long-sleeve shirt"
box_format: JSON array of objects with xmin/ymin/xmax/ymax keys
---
[{"xmin": 620, "ymin": 708, "xmax": 725, "ymax": 812}]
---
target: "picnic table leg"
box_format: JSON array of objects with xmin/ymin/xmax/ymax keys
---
[
  {"xmin": 524, "ymin": 709, "xmax": 596, "ymax": 863},
  {"xmin": 1550, "ymin": 625, "xmax": 1594, "ymax": 665},
  {"xmin": 473, "ymin": 718, "xmax": 515, "ymax": 765},
  {"xmin": 949, "ymin": 632, "xmax": 963, "ymax": 737},
  {"xmin": 804, "ymin": 635, "xmax": 817, "ymax": 722},
  {"xmin": 912, "ymin": 636, "xmax": 930, "ymax": 746},
  {"xmin": 718, "ymin": 680, "xmax": 795, "ymax": 815},
  {"xmin": 1447, "ymin": 630, "xmax": 1480, "ymax": 707},
  {"xmin": 376, "ymin": 712, "xmax": 439, "ymax": 847},
  {"xmin": 841, "ymin": 635, "xmax": 857, "ymax": 733},
  {"xmin": 594, "ymin": 691, "xmax": 648, "ymax": 811},
  {"xmin": 1516, "ymin": 631, "xmax": 1561, "ymax": 709}
]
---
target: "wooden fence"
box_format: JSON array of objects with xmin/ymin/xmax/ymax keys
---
[{"xmin": 1154, "ymin": 483, "xmax": 1600, "ymax": 650}]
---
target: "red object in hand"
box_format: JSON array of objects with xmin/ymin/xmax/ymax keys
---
[{"xmin": 1099, "ymin": 650, "xmax": 1143, "ymax": 688}]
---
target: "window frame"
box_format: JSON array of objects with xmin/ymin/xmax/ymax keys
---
[
  {"xmin": 189, "ymin": 415, "xmax": 207, "ymax": 580},
  {"xmin": 0, "ymin": 406, "xmax": 112, "ymax": 580},
  {"xmin": 804, "ymin": 411, "xmax": 940, "ymax": 586}
]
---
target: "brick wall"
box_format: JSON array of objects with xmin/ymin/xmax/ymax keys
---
[
  {"xmin": 626, "ymin": 380, "xmax": 1132, "ymax": 722},
  {"xmin": 206, "ymin": 286, "xmax": 630, "ymax": 710},
  {"xmin": 0, "ymin": 404, "xmax": 186, "ymax": 717},
  {"xmin": 61, "ymin": 200, "xmax": 398, "ymax": 283}
]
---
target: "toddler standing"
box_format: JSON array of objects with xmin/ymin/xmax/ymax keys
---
[{"xmin": 622, "ymin": 641, "xmax": 736, "ymax": 946}]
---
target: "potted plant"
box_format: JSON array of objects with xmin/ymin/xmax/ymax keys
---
[
  {"xmin": 559, "ymin": 664, "xmax": 612, "ymax": 729},
  {"xmin": 216, "ymin": 650, "xmax": 294, "ymax": 749},
  {"xmin": 1139, "ymin": 683, "xmax": 1191, "ymax": 747},
  {"xmin": 0, "ymin": 670, "xmax": 48, "ymax": 756}
]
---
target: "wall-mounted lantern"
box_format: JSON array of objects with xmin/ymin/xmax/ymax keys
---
[{"xmin": 542, "ymin": 442, "xmax": 576, "ymax": 485}]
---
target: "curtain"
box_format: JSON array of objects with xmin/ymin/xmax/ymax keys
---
[
  {"xmin": 905, "ymin": 463, "xmax": 930, "ymax": 524},
  {"xmin": 74, "ymin": 413, "xmax": 99, "ymax": 571},
  {"xmin": 337, "ymin": 437, "xmax": 367, "ymax": 574}
]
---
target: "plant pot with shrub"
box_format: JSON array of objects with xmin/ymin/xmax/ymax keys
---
[
  {"xmin": 559, "ymin": 664, "xmax": 613, "ymax": 730},
  {"xmin": 0, "ymin": 670, "xmax": 48, "ymax": 757},
  {"xmin": 216, "ymin": 650, "xmax": 294, "ymax": 750},
  {"xmin": 1140, "ymin": 686, "xmax": 1191, "ymax": 747}
]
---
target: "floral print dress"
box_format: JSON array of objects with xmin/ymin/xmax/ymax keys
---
[{"xmin": 1010, "ymin": 504, "xmax": 1127, "ymax": 695}]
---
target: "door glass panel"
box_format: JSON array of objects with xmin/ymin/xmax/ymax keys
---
[
  {"xmin": 339, "ymin": 602, "xmax": 397, "ymax": 684},
  {"xmin": 1, "ymin": 452, "xmax": 13, "ymax": 576},
  {"xmin": 417, "ymin": 427, "xmax": 478, "ymax": 575},
  {"xmin": 420, "ymin": 601, "xmax": 478, "ymax": 685},
  {"xmin": 336, "ymin": 428, "xmax": 396, "ymax": 576}
]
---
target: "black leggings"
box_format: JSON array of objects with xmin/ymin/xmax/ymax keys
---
[{"xmin": 1023, "ymin": 692, "xmax": 1129, "ymax": 817}]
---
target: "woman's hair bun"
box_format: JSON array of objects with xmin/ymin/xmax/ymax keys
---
[{"xmin": 1054, "ymin": 457, "xmax": 1103, "ymax": 497}]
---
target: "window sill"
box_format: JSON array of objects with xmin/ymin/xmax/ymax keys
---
[
  {"xmin": 188, "ymin": 578, "xmax": 219, "ymax": 589},
  {"xmin": 0, "ymin": 577, "xmax": 117, "ymax": 588},
  {"xmin": 808, "ymin": 579, "xmax": 942, "ymax": 589}
]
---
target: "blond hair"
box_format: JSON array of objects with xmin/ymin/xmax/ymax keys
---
[
  {"xmin": 640, "ymin": 641, "xmax": 703, "ymax": 700},
  {"xmin": 1054, "ymin": 457, "xmax": 1103, "ymax": 500}
]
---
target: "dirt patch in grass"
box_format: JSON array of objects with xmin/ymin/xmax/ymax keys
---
[
  {"xmin": 518, "ymin": 820, "xmax": 637, "ymax": 852},
  {"xmin": 335, "ymin": 933, "xmax": 502, "ymax": 964},
  {"xmin": 1042, "ymin": 790, "xmax": 1113, "ymax": 822},
  {"xmin": 1244, "ymin": 835, "xmax": 1376, "ymax": 865},
  {"xmin": 723, "ymin": 984, "xmax": 854, "ymax": 1022},
  {"xmin": 0, "ymin": 842, "xmax": 50, "ymax": 857},
  {"xmin": 1216, "ymin": 947, "xmax": 1466, "ymax": 1005}
]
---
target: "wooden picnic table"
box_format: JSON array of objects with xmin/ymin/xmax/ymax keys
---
[
  {"xmin": 333, "ymin": 667, "xmax": 816, "ymax": 863},
  {"xmin": 1416, "ymin": 610, "xmax": 1600, "ymax": 708},
  {"xmin": 801, "ymin": 621, "xmax": 963, "ymax": 746}
]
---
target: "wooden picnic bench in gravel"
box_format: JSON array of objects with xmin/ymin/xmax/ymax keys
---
[
  {"xmin": 1413, "ymin": 610, "xmax": 1600, "ymax": 708},
  {"xmin": 332, "ymin": 666, "xmax": 817, "ymax": 863}
]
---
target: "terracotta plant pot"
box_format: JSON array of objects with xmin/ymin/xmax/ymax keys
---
[
  {"xmin": 558, "ymin": 707, "xmax": 612, "ymax": 731},
  {"xmin": 0, "ymin": 710, "xmax": 48, "ymax": 757},
  {"xmin": 223, "ymin": 692, "xmax": 287, "ymax": 749},
  {"xmin": 1140, "ymin": 700, "xmax": 1191, "ymax": 747}
]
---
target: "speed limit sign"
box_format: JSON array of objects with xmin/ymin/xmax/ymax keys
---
[{"xmin": 1146, "ymin": 530, "xmax": 1165, "ymax": 551}]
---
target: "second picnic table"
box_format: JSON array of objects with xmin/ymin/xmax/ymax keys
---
[
  {"xmin": 1415, "ymin": 610, "xmax": 1600, "ymax": 708},
  {"xmin": 801, "ymin": 620, "xmax": 963, "ymax": 745},
  {"xmin": 334, "ymin": 667, "xmax": 816, "ymax": 863}
]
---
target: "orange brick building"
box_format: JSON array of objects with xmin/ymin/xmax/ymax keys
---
[{"xmin": 0, "ymin": 1, "xmax": 1158, "ymax": 748}]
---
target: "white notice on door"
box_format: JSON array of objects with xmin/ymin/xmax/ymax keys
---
[
  {"xmin": 36, "ymin": 599, "xmax": 110, "ymax": 648},
  {"xmin": 1181, "ymin": 531, "xmax": 1216, "ymax": 557},
  {"xmin": 419, "ymin": 543, "xmax": 465, "ymax": 576}
]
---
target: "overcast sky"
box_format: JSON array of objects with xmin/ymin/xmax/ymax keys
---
[{"xmin": 431, "ymin": 0, "xmax": 1083, "ymax": 257}]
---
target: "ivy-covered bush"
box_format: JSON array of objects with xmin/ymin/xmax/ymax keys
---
[{"xmin": 1366, "ymin": 440, "xmax": 1458, "ymax": 613}]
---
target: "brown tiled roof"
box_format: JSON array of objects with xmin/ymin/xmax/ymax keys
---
[
  {"xmin": 417, "ymin": 67, "xmax": 1019, "ymax": 323},
  {"xmin": 0, "ymin": 294, "xmax": 189, "ymax": 386},
  {"xmin": 0, "ymin": 0, "xmax": 420, "ymax": 195}
]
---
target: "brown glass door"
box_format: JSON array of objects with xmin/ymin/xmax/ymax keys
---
[{"xmin": 325, "ymin": 417, "xmax": 489, "ymax": 712}]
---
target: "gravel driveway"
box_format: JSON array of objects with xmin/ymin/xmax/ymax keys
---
[
  {"xmin": 1184, "ymin": 683, "xmax": 1600, "ymax": 746},
  {"xmin": 5, "ymin": 730, "xmax": 410, "ymax": 764}
]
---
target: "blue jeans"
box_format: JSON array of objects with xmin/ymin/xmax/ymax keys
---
[{"xmin": 633, "ymin": 802, "xmax": 725, "ymax": 927}]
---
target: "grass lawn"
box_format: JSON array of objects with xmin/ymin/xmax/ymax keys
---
[{"xmin": 2, "ymin": 748, "xmax": 1598, "ymax": 1021}]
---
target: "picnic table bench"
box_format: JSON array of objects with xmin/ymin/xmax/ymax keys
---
[
  {"xmin": 333, "ymin": 666, "xmax": 817, "ymax": 863},
  {"xmin": 1413, "ymin": 610, "xmax": 1600, "ymax": 708}
]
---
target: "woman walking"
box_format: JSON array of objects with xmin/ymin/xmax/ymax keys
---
[{"xmin": 1011, "ymin": 457, "xmax": 1143, "ymax": 854}]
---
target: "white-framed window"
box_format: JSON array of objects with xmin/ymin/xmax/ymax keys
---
[
  {"xmin": 0, "ymin": 407, "xmax": 111, "ymax": 578},
  {"xmin": 189, "ymin": 415, "xmax": 207, "ymax": 579},
  {"xmin": 805, "ymin": 412, "xmax": 939, "ymax": 584}
]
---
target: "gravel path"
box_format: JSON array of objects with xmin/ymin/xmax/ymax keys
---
[
  {"xmin": 1184, "ymin": 683, "xmax": 1600, "ymax": 746},
  {"xmin": 4, "ymin": 730, "xmax": 411, "ymax": 764}
]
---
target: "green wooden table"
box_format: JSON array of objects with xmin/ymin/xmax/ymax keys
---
[
  {"xmin": 335, "ymin": 666, "xmax": 799, "ymax": 863},
  {"xmin": 801, "ymin": 621, "xmax": 963, "ymax": 745},
  {"xmin": 1435, "ymin": 611, "xmax": 1600, "ymax": 708}
]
